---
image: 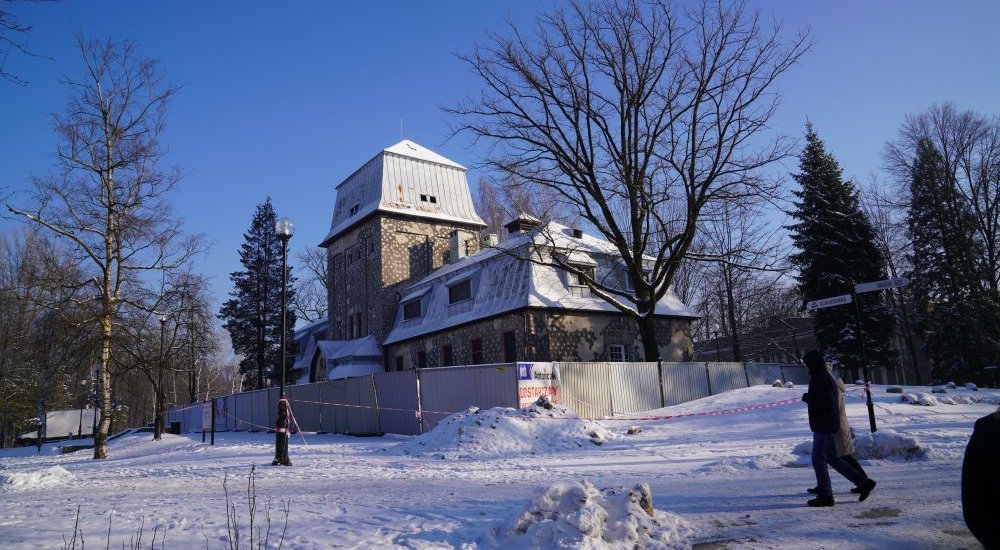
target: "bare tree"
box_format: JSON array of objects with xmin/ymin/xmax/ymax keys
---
[
  {"xmin": 861, "ymin": 176, "xmax": 925, "ymax": 383},
  {"xmin": 885, "ymin": 103, "xmax": 1000, "ymax": 291},
  {"xmin": 4, "ymin": 36, "xmax": 199, "ymax": 458},
  {"xmin": 698, "ymin": 203, "xmax": 787, "ymax": 361},
  {"xmin": 291, "ymin": 247, "xmax": 327, "ymax": 324},
  {"xmin": 0, "ymin": 0, "xmax": 53, "ymax": 85},
  {"xmin": 451, "ymin": 0, "xmax": 809, "ymax": 360}
]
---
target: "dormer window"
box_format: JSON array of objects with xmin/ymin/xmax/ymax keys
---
[
  {"xmin": 419, "ymin": 194, "xmax": 438, "ymax": 204},
  {"xmin": 569, "ymin": 264, "xmax": 596, "ymax": 287},
  {"xmin": 448, "ymin": 279, "xmax": 472, "ymax": 304},
  {"xmin": 348, "ymin": 203, "xmax": 359, "ymax": 217},
  {"xmin": 402, "ymin": 299, "xmax": 422, "ymax": 320}
]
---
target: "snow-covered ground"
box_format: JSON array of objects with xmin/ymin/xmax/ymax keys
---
[{"xmin": 0, "ymin": 384, "xmax": 994, "ymax": 549}]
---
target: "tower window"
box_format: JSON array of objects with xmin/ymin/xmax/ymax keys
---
[{"xmin": 349, "ymin": 203, "xmax": 359, "ymax": 216}]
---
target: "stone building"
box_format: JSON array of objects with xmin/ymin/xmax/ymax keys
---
[{"xmin": 295, "ymin": 140, "xmax": 697, "ymax": 383}]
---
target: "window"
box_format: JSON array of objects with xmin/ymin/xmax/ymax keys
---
[
  {"xmin": 608, "ymin": 344, "xmax": 626, "ymax": 362},
  {"xmin": 417, "ymin": 350, "xmax": 427, "ymax": 369},
  {"xmin": 503, "ymin": 331, "xmax": 517, "ymax": 363},
  {"xmin": 448, "ymin": 279, "xmax": 472, "ymax": 304},
  {"xmin": 348, "ymin": 203, "xmax": 359, "ymax": 216},
  {"xmin": 395, "ymin": 356, "xmax": 404, "ymax": 371},
  {"xmin": 570, "ymin": 265, "xmax": 596, "ymax": 286},
  {"xmin": 402, "ymin": 299, "xmax": 421, "ymax": 320},
  {"xmin": 470, "ymin": 338, "xmax": 484, "ymax": 365},
  {"xmin": 419, "ymin": 194, "xmax": 438, "ymax": 204},
  {"xmin": 442, "ymin": 345, "xmax": 454, "ymax": 367}
]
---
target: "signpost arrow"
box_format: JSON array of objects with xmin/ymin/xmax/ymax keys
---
[
  {"xmin": 854, "ymin": 276, "xmax": 910, "ymax": 294},
  {"xmin": 805, "ymin": 294, "xmax": 853, "ymax": 311}
]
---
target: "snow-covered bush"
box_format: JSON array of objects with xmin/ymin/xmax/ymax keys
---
[
  {"xmin": 902, "ymin": 393, "xmax": 938, "ymax": 406},
  {"xmin": 495, "ymin": 481, "xmax": 693, "ymax": 549},
  {"xmin": 853, "ymin": 429, "xmax": 926, "ymax": 460},
  {"xmin": 931, "ymin": 386, "xmax": 947, "ymax": 394},
  {"xmin": 885, "ymin": 386, "xmax": 903, "ymax": 393},
  {"xmin": 946, "ymin": 381, "xmax": 957, "ymax": 389},
  {"xmin": 966, "ymin": 382, "xmax": 978, "ymax": 391},
  {"xmin": 784, "ymin": 381, "xmax": 795, "ymax": 389},
  {"xmin": 772, "ymin": 379, "xmax": 783, "ymax": 387}
]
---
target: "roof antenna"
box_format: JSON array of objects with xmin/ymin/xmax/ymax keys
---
[{"xmin": 400, "ymin": 116, "xmax": 404, "ymax": 140}]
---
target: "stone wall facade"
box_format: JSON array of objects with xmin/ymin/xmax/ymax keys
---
[
  {"xmin": 384, "ymin": 308, "xmax": 693, "ymax": 369},
  {"xmin": 325, "ymin": 213, "xmax": 482, "ymax": 342}
]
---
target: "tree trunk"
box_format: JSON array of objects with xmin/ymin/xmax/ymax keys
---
[
  {"xmin": 723, "ymin": 266, "xmax": 742, "ymax": 361},
  {"xmin": 638, "ymin": 314, "xmax": 661, "ymax": 362},
  {"xmin": 93, "ymin": 316, "xmax": 113, "ymax": 459}
]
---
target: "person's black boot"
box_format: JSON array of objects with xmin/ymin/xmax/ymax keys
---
[
  {"xmin": 850, "ymin": 486, "xmax": 861, "ymax": 494},
  {"xmin": 858, "ymin": 479, "xmax": 877, "ymax": 502},
  {"xmin": 807, "ymin": 494, "xmax": 835, "ymax": 507},
  {"xmin": 807, "ymin": 487, "xmax": 818, "ymax": 494}
]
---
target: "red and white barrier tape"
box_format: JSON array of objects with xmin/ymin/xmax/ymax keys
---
[{"xmin": 604, "ymin": 397, "xmax": 803, "ymax": 422}]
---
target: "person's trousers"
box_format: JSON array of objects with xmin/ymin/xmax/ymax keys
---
[{"xmin": 812, "ymin": 431, "xmax": 867, "ymax": 497}]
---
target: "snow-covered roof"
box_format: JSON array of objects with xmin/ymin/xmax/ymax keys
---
[
  {"xmin": 315, "ymin": 335, "xmax": 382, "ymax": 362},
  {"xmin": 384, "ymin": 222, "xmax": 699, "ymax": 345},
  {"xmin": 19, "ymin": 409, "xmax": 96, "ymax": 439},
  {"xmin": 320, "ymin": 140, "xmax": 485, "ymax": 246}
]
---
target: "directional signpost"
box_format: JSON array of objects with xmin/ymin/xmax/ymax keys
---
[
  {"xmin": 806, "ymin": 294, "xmax": 853, "ymax": 311},
  {"xmin": 805, "ymin": 277, "xmax": 910, "ymax": 433}
]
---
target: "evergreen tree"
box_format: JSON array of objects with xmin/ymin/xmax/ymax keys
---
[
  {"xmin": 219, "ymin": 199, "xmax": 296, "ymax": 390},
  {"xmin": 788, "ymin": 125, "xmax": 898, "ymax": 379},
  {"xmin": 907, "ymin": 139, "xmax": 1000, "ymax": 384}
]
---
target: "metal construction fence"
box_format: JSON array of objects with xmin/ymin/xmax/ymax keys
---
[{"xmin": 167, "ymin": 361, "xmax": 805, "ymax": 436}]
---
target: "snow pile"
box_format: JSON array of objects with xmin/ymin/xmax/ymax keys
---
[
  {"xmin": 936, "ymin": 394, "xmax": 980, "ymax": 405},
  {"xmin": 854, "ymin": 429, "xmax": 926, "ymax": 460},
  {"xmin": 792, "ymin": 430, "xmax": 925, "ymax": 460},
  {"xmin": 392, "ymin": 402, "xmax": 616, "ymax": 458},
  {"xmin": 0, "ymin": 465, "xmax": 75, "ymax": 489},
  {"xmin": 493, "ymin": 481, "xmax": 693, "ymax": 550}
]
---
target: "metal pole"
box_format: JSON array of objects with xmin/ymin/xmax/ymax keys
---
[
  {"xmin": 852, "ymin": 288, "xmax": 877, "ymax": 432},
  {"xmin": 714, "ymin": 331, "xmax": 721, "ymax": 362},
  {"xmin": 211, "ymin": 398, "xmax": 216, "ymax": 446},
  {"xmin": 273, "ymin": 232, "xmax": 292, "ymax": 466},
  {"xmin": 156, "ymin": 315, "xmax": 166, "ymax": 440}
]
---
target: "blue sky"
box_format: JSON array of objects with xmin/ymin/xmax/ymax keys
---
[{"xmin": 2, "ymin": 1, "xmax": 998, "ymax": 312}]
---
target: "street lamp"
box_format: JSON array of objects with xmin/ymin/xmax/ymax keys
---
[
  {"xmin": 713, "ymin": 323, "xmax": 721, "ymax": 362},
  {"xmin": 273, "ymin": 217, "xmax": 294, "ymax": 466},
  {"xmin": 155, "ymin": 313, "xmax": 167, "ymax": 440}
]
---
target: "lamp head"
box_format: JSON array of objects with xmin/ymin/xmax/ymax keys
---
[{"xmin": 275, "ymin": 217, "xmax": 294, "ymax": 239}]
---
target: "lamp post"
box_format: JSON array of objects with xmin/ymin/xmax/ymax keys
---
[
  {"xmin": 273, "ymin": 217, "xmax": 293, "ymax": 466},
  {"xmin": 713, "ymin": 323, "xmax": 721, "ymax": 362},
  {"xmin": 155, "ymin": 313, "xmax": 167, "ymax": 440}
]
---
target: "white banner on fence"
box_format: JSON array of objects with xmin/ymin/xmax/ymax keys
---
[
  {"xmin": 517, "ymin": 362, "xmax": 561, "ymax": 407},
  {"xmin": 201, "ymin": 404, "xmax": 211, "ymax": 430}
]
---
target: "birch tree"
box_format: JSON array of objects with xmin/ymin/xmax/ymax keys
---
[{"xmin": 4, "ymin": 36, "xmax": 198, "ymax": 459}]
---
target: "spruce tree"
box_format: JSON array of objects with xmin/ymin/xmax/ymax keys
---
[
  {"xmin": 788, "ymin": 125, "xmax": 898, "ymax": 379},
  {"xmin": 219, "ymin": 199, "xmax": 297, "ymax": 390},
  {"xmin": 907, "ymin": 139, "xmax": 1000, "ymax": 384}
]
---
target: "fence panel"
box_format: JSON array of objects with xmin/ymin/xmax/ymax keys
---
[
  {"xmin": 707, "ymin": 362, "xmax": 749, "ymax": 394},
  {"xmin": 557, "ymin": 362, "xmax": 613, "ymax": 418},
  {"xmin": 344, "ymin": 376, "xmax": 380, "ymax": 434},
  {"xmin": 374, "ymin": 371, "xmax": 419, "ymax": 435},
  {"xmin": 608, "ymin": 362, "xmax": 662, "ymax": 415},
  {"xmin": 419, "ymin": 364, "xmax": 519, "ymax": 430},
  {"xmin": 661, "ymin": 362, "xmax": 712, "ymax": 406},
  {"xmin": 745, "ymin": 363, "xmax": 785, "ymax": 386},
  {"xmin": 286, "ymin": 384, "xmax": 321, "ymax": 432},
  {"xmin": 780, "ymin": 364, "xmax": 810, "ymax": 385},
  {"xmin": 234, "ymin": 392, "xmax": 253, "ymax": 431},
  {"xmin": 249, "ymin": 390, "xmax": 267, "ymax": 431}
]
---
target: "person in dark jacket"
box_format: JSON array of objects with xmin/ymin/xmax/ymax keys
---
[
  {"xmin": 962, "ymin": 407, "xmax": 1000, "ymax": 548},
  {"xmin": 801, "ymin": 350, "xmax": 876, "ymax": 507}
]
